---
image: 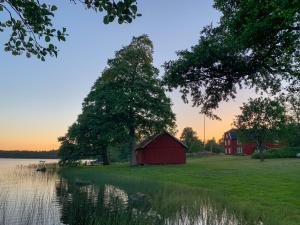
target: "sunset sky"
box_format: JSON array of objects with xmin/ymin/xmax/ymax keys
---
[{"xmin": 0, "ymin": 0, "xmax": 258, "ymax": 150}]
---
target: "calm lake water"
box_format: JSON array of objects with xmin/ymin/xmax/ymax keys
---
[{"xmin": 0, "ymin": 159, "xmax": 250, "ymax": 225}]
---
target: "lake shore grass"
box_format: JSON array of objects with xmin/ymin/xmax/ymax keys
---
[{"xmin": 60, "ymin": 155, "xmax": 300, "ymax": 225}]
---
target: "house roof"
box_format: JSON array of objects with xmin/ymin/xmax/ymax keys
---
[
  {"xmin": 135, "ymin": 131, "xmax": 188, "ymax": 151},
  {"xmin": 225, "ymin": 129, "xmax": 238, "ymax": 139}
]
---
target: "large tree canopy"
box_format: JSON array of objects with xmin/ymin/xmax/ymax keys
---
[
  {"xmin": 233, "ymin": 97, "xmax": 287, "ymax": 161},
  {"xmin": 163, "ymin": 0, "xmax": 300, "ymax": 118},
  {"xmin": 180, "ymin": 127, "xmax": 199, "ymax": 152},
  {"xmin": 89, "ymin": 35, "xmax": 176, "ymax": 166},
  {"xmin": 0, "ymin": 0, "xmax": 140, "ymax": 60},
  {"xmin": 58, "ymin": 35, "xmax": 176, "ymax": 166},
  {"xmin": 58, "ymin": 76, "xmax": 129, "ymax": 165}
]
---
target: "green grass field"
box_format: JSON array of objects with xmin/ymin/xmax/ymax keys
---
[{"xmin": 62, "ymin": 156, "xmax": 300, "ymax": 225}]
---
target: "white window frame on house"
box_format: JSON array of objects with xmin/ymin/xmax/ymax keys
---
[{"xmin": 237, "ymin": 147, "xmax": 243, "ymax": 154}]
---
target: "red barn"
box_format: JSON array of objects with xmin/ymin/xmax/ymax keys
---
[
  {"xmin": 136, "ymin": 131, "xmax": 187, "ymax": 165},
  {"xmin": 224, "ymin": 129, "xmax": 280, "ymax": 155}
]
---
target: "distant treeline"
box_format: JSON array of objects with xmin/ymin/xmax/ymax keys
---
[{"xmin": 0, "ymin": 150, "xmax": 58, "ymax": 159}]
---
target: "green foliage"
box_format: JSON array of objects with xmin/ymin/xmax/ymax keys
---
[
  {"xmin": 205, "ymin": 138, "xmax": 224, "ymax": 153},
  {"xmin": 278, "ymin": 123, "xmax": 300, "ymax": 147},
  {"xmin": 89, "ymin": 35, "xmax": 176, "ymax": 166},
  {"xmin": 190, "ymin": 139, "xmax": 204, "ymax": 153},
  {"xmin": 278, "ymin": 92, "xmax": 300, "ymax": 146},
  {"xmin": 58, "ymin": 35, "xmax": 176, "ymax": 166},
  {"xmin": 180, "ymin": 127, "xmax": 200, "ymax": 152},
  {"xmin": 252, "ymin": 147, "xmax": 300, "ymax": 159},
  {"xmin": 0, "ymin": 0, "xmax": 140, "ymax": 60},
  {"xmin": 234, "ymin": 97, "xmax": 287, "ymax": 161},
  {"xmin": 58, "ymin": 136, "xmax": 81, "ymax": 165},
  {"xmin": 108, "ymin": 143, "xmax": 130, "ymax": 162},
  {"xmin": 163, "ymin": 0, "xmax": 300, "ymax": 118},
  {"xmin": 285, "ymin": 91, "xmax": 300, "ymax": 124},
  {"xmin": 234, "ymin": 97, "xmax": 287, "ymax": 139},
  {"xmin": 58, "ymin": 76, "xmax": 129, "ymax": 165}
]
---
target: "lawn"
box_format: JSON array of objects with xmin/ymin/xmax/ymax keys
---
[{"xmin": 61, "ymin": 156, "xmax": 300, "ymax": 225}]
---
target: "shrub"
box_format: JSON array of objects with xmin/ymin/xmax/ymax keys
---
[{"xmin": 252, "ymin": 147, "xmax": 300, "ymax": 159}]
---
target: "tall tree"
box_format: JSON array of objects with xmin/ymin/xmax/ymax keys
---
[
  {"xmin": 58, "ymin": 36, "xmax": 176, "ymax": 166},
  {"xmin": 88, "ymin": 35, "xmax": 176, "ymax": 166},
  {"xmin": 233, "ymin": 97, "xmax": 287, "ymax": 161},
  {"xmin": 0, "ymin": 0, "xmax": 140, "ymax": 60},
  {"xmin": 79, "ymin": 77, "xmax": 129, "ymax": 165},
  {"xmin": 163, "ymin": 0, "xmax": 300, "ymax": 118},
  {"xmin": 58, "ymin": 76, "xmax": 128, "ymax": 165},
  {"xmin": 205, "ymin": 138, "xmax": 223, "ymax": 153},
  {"xmin": 189, "ymin": 139, "xmax": 204, "ymax": 153},
  {"xmin": 58, "ymin": 123, "xmax": 82, "ymax": 165},
  {"xmin": 180, "ymin": 127, "xmax": 199, "ymax": 152}
]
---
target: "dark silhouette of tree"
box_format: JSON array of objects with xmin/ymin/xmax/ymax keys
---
[
  {"xmin": 58, "ymin": 126, "xmax": 83, "ymax": 165},
  {"xmin": 58, "ymin": 77, "xmax": 128, "ymax": 165},
  {"xmin": 163, "ymin": 0, "xmax": 300, "ymax": 118},
  {"xmin": 234, "ymin": 97, "xmax": 287, "ymax": 161},
  {"xmin": 205, "ymin": 138, "xmax": 223, "ymax": 153},
  {"xmin": 278, "ymin": 92, "xmax": 300, "ymax": 146},
  {"xmin": 180, "ymin": 127, "xmax": 199, "ymax": 152},
  {"xmin": 58, "ymin": 35, "xmax": 176, "ymax": 166},
  {"xmin": 86, "ymin": 35, "xmax": 176, "ymax": 166}
]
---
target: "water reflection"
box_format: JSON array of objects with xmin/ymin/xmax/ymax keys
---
[
  {"xmin": 0, "ymin": 159, "xmax": 61, "ymax": 225},
  {"xmin": 0, "ymin": 160, "xmax": 250, "ymax": 225},
  {"xmin": 55, "ymin": 174, "xmax": 245, "ymax": 225}
]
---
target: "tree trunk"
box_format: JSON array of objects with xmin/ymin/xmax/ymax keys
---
[
  {"xmin": 129, "ymin": 127, "xmax": 137, "ymax": 166},
  {"xmin": 102, "ymin": 145, "xmax": 110, "ymax": 165},
  {"xmin": 258, "ymin": 140, "xmax": 264, "ymax": 162}
]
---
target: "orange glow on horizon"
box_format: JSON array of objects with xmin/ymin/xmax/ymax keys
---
[
  {"xmin": 0, "ymin": 89, "xmax": 256, "ymax": 151},
  {"xmin": 0, "ymin": 138, "xmax": 60, "ymax": 151}
]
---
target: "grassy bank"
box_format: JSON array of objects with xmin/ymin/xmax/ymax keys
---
[{"xmin": 61, "ymin": 156, "xmax": 300, "ymax": 225}]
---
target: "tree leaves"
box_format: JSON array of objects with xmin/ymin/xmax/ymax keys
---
[
  {"xmin": 1, "ymin": 0, "xmax": 141, "ymax": 60},
  {"xmin": 81, "ymin": 0, "xmax": 140, "ymax": 24},
  {"xmin": 45, "ymin": 36, "xmax": 50, "ymax": 42},
  {"xmin": 163, "ymin": 0, "xmax": 300, "ymax": 118},
  {"xmin": 1, "ymin": 1, "xmax": 67, "ymax": 60},
  {"xmin": 234, "ymin": 97, "xmax": 287, "ymax": 146},
  {"xmin": 50, "ymin": 5, "xmax": 57, "ymax": 11},
  {"xmin": 59, "ymin": 35, "xmax": 176, "ymax": 165},
  {"xmin": 180, "ymin": 127, "xmax": 199, "ymax": 152}
]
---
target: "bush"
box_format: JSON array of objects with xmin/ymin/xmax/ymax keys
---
[{"xmin": 252, "ymin": 147, "xmax": 300, "ymax": 159}]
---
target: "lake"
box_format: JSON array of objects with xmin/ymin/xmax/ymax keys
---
[{"xmin": 0, "ymin": 159, "xmax": 251, "ymax": 225}]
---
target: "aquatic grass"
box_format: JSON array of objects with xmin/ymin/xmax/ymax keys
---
[
  {"xmin": 59, "ymin": 170, "xmax": 258, "ymax": 225},
  {"xmin": 60, "ymin": 156, "xmax": 300, "ymax": 225},
  {"xmin": 0, "ymin": 164, "xmax": 61, "ymax": 225},
  {"xmin": 1, "ymin": 157, "xmax": 298, "ymax": 225}
]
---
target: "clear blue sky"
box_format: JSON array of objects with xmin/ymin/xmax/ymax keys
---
[{"xmin": 0, "ymin": 0, "xmax": 255, "ymax": 150}]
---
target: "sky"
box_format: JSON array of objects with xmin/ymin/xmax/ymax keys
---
[{"xmin": 0, "ymin": 0, "xmax": 257, "ymax": 150}]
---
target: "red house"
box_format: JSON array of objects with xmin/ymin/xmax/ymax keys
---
[
  {"xmin": 224, "ymin": 129, "xmax": 280, "ymax": 155},
  {"xmin": 136, "ymin": 131, "xmax": 187, "ymax": 165}
]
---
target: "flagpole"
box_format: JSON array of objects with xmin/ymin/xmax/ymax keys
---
[{"xmin": 203, "ymin": 115, "xmax": 206, "ymax": 150}]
